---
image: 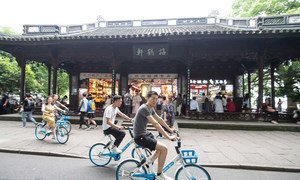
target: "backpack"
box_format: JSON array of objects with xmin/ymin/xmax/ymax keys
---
[
  {"xmin": 87, "ymin": 100, "xmax": 96, "ymax": 112},
  {"xmin": 23, "ymin": 99, "xmax": 34, "ymax": 111},
  {"xmin": 91, "ymin": 101, "xmax": 96, "ymax": 111}
]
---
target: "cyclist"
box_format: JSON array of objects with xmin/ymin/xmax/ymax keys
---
[
  {"xmin": 133, "ymin": 91, "xmax": 176, "ymax": 180},
  {"xmin": 52, "ymin": 94, "xmax": 69, "ymax": 115},
  {"xmin": 102, "ymin": 95, "xmax": 133, "ymax": 154},
  {"xmin": 42, "ymin": 95, "xmax": 66, "ymax": 139}
]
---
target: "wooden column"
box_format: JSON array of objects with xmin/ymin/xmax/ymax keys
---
[
  {"xmin": 270, "ymin": 62, "xmax": 275, "ymax": 108},
  {"xmin": 47, "ymin": 64, "xmax": 52, "ymax": 95},
  {"xmin": 52, "ymin": 63, "xmax": 58, "ymax": 95},
  {"xmin": 247, "ymin": 71, "xmax": 251, "ymax": 108},
  {"xmin": 257, "ymin": 56, "xmax": 264, "ymax": 111},
  {"xmin": 16, "ymin": 56, "xmax": 26, "ymax": 101}
]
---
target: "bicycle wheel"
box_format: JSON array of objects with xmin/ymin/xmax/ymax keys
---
[
  {"xmin": 131, "ymin": 147, "xmax": 152, "ymax": 160},
  {"xmin": 35, "ymin": 123, "xmax": 47, "ymax": 140},
  {"xmin": 89, "ymin": 143, "xmax": 112, "ymax": 167},
  {"xmin": 116, "ymin": 159, "xmax": 147, "ymax": 180},
  {"xmin": 175, "ymin": 164, "xmax": 211, "ymax": 180},
  {"xmin": 64, "ymin": 121, "xmax": 72, "ymax": 133},
  {"xmin": 56, "ymin": 126, "xmax": 69, "ymax": 144}
]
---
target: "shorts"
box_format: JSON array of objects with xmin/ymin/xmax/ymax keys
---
[
  {"xmin": 134, "ymin": 132, "xmax": 157, "ymax": 151},
  {"xmin": 87, "ymin": 113, "xmax": 95, "ymax": 118}
]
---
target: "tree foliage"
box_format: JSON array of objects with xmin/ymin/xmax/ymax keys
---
[
  {"xmin": 276, "ymin": 60, "xmax": 300, "ymax": 103},
  {"xmin": 232, "ymin": 0, "xmax": 300, "ymax": 17}
]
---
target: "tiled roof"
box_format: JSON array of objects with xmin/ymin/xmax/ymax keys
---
[
  {"xmin": 1, "ymin": 14, "xmax": 300, "ymax": 42},
  {"xmin": 75, "ymin": 24, "xmax": 230, "ymax": 37}
]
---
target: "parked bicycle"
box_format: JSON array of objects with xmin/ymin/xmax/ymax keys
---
[
  {"xmin": 35, "ymin": 119, "xmax": 70, "ymax": 144},
  {"xmin": 89, "ymin": 127, "xmax": 151, "ymax": 167},
  {"xmin": 116, "ymin": 130, "xmax": 211, "ymax": 180}
]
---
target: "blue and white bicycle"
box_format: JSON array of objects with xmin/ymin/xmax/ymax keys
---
[
  {"xmin": 116, "ymin": 131, "xmax": 211, "ymax": 180},
  {"xmin": 89, "ymin": 127, "xmax": 151, "ymax": 167}
]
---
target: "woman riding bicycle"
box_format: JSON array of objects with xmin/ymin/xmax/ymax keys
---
[{"xmin": 42, "ymin": 95, "xmax": 66, "ymax": 139}]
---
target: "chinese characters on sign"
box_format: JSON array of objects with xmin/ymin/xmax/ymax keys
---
[
  {"xmin": 190, "ymin": 79, "xmax": 228, "ymax": 85},
  {"xmin": 133, "ymin": 44, "xmax": 168, "ymax": 59}
]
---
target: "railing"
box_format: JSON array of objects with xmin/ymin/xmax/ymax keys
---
[{"xmin": 22, "ymin": 14, "xmax": 300, "ymax": 35}]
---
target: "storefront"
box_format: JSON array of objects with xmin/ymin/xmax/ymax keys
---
[
  {"xmin": 128, "ymin": 74, "xmax": 178, "ymax": 98},
  {"xmin": 79, "ymin": 73, "xmax": 119, "ymax": 108},
  {"xmin": 190, "ymin": 79, "xmax": 233, "ymax": 99}
]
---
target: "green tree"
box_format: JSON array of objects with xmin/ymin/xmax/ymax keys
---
[
  {"xmin": 276, "ymin": 60, "xmax": 300, "ymax": 103},
  {"xmin": 57, "ymin": 69, "xmax": 69, "ymax": 96},
  {"xmin": 232, "ymin": 0, "xmax": 300, "ymax": 17}
]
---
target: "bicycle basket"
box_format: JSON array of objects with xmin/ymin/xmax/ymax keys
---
[{"xmin": 180, "ymin": 150, "xmax": 198, "ymax": 164}]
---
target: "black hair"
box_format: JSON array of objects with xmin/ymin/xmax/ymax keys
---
[
  {"xmin": 112, "ymin": 95, "xmax": 122, "ymax": 102},
  {"xmin": 25, "ymin": 93, "xmax": 31, "ymax": 98},
  {"xmin": 82, "ymin": 93, "xmax": 87, "ymax": 97},
  {"xmin": 192, "ymin": 96, "xmax": 196, "ymax": 100},
  {"xmin": 162, "ymin": 96, "xmax": 166, "ymax": 101},
  {"xmin": 147, "ymin": 91, "xmax": 158, "ymax": 98}
]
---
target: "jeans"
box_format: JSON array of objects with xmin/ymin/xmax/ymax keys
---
[{"xmin": 22, "ymin": 111, "xmax": 37, "ymax": 127}]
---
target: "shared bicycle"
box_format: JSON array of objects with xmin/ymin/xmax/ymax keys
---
[
  {"xmin": 56, "ymin": 112, "xmax": 72, "ymax": 133},
  {"xmin": 116, "ymin": 131, "xmax": 211, "ymax": 180},
  {"xmin": 35, "ymin": 119, "xmax": 70, "ymax": 144},
  {"xmin": 89, "ymin": 127, "xmax": 152, "ymax": 167}
]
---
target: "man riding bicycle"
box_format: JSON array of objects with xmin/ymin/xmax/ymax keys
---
[
  {"xmin": 133, "ymin": 91, "xmax": 176, "ymax": 180},
  {"xmin": 102, "ymin": 95, "xmax": 133, "ymax": 154}
]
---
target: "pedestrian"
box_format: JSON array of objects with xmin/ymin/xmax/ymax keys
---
[
  {"xmin": 242, "ymin": 93, "xmax": 251, "ymax": 113},
  {"xmin": 78, "ymin": 93, "xmax": 90, "ymax": 129},
  {"xmin": 214, "ymin": 93, "xmax": 224, "ymax": 113},
  {"xmin": 21, "ymin": 93, "xmax": 37, "ymax": 127},
  {"xmin": 102, "ymin": 95, "xmax": 133, "ymax": 153},
  {"xmin": 226, "ymin": 98, "xmax": 236, "ymax": 112},
  {"xmin": 176, "ymin": 94, "xmax": 183, "ymax": 116},
  {"xmin": 158, "ymin": 97, "xmax": 175, "ymax": 138},
  {"xmin": 262, "ymin": 98, "xmax": 279, "ymax": 124},
  {"xmin": 277, "ymin": 98, "xmax": 283, "ymax": 112},
  {"xmin": 132, "ymin": 90, "xmax": 142, "ymax": 115},
  {"xmin": 0, "ymin": 93, "xmax": 9, "ymax": 114},
  {"xmin": 103, "ymin": 95, "xmax": 111, "ymax": 109},
  {"xmin": 87, "ymin": 94, "xmax": 97, "ymax": 128},
  {"xmin": 123, "ymin": 90, "xmax": 132, "ymax": 117}
]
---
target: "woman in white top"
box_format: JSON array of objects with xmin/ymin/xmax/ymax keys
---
[
  {"xmin": 132, "ymin": 91, "xmax": 142, "ymax": 114},
  {"xmin": 214, "ymin": 95, "xmax": 224, "ymax": 113}
]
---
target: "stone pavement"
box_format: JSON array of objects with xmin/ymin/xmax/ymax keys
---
[{"xmin": 1, "ymin": 120, "xmax": 300, "ymax": 172}]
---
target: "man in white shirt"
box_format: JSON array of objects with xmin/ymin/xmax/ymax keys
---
[
  {"xmin": 190, "ymin": 96, "xmax": 200, "ymax": 112},
  {"xmin": 102, "ymin": 95, "xmax": 133, "ymax": 154}
]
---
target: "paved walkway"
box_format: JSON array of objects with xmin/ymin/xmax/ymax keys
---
[{"xmin": 1, "ymin": 120, "xmax": 300, "ymax": 171}]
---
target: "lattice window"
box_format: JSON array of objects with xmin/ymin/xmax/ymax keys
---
[
  {"xmin": 263, "ymin": 17, "xmax": 285, "ymax": 25},
  {"xmin": 177, "ymin": 18, "xmax": 207, "ymax": 25}
]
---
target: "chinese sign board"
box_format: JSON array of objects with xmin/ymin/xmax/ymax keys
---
[
  {"xmin": 128, "ymin": 73, "xmax": 177, "ymax": 79},
  {"xmin": 133, "ymin": 44, "xmax": 168, "ymax": 59},
  {"xmin": 80, "ymin": 73, "xmax": 120, "ymax": 80},
  {"xmin": 190, "ymin": 79, "xmax": 230, "ymax": 85}
]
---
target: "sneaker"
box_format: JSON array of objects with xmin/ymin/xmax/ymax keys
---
[
  {"xmin": 111, "ymin": 147, "xmax": 122, "ymax": 154},
  {"xmin": 156, "ymin": 173, "xmax": 173, "ymax": 180},
  {"xmin": 271, "ymin": 120, "xmax": 279, "ymax": 124},
  {"xmin": 86, "ymin": 126, "xmax": 92, "ymax": 131}
]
